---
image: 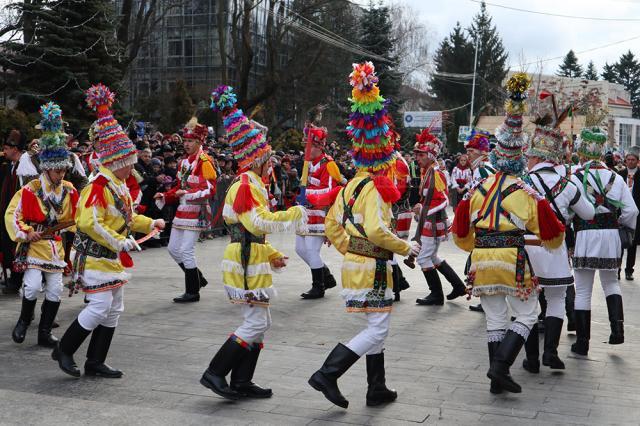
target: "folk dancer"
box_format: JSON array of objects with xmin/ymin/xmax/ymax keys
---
[
  {"xmin": 452, "ymin": 73, "xmax": 565, "ymax": 394},
  {"xmin": 200, "ymin": 86, "xmax": 307, "ymax": 400},
  {"xmin": 154, "ymin": 118, "xmax": 217, "ymax": 303},
  {"xmin": 6, "ymin": 102, "xmax": 79, "ymax": 347},
  {"xmin": 308, "ymin": 62, "xmax": 418, "ymax": 409},
  {"xmin": 53, "ymin": 84, "xmax": 165, "ymax": 378}
]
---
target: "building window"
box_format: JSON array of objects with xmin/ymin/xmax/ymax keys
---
[
  {"xmin": 168, "ymin": 40, "xmax": 182, "ymax": 56},
  {"xmin": 620, "ymin": 123, "xmax": 632, "ymax": 149}
]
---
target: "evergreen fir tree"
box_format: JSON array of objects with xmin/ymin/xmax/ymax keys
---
[
  {"xmin": 557, "ymin": 50, "xmax": 583, "ymax": 78},
  {"xmin": 0, "ymin": 0, "xmax": 123, "ymax": 129},
  {"xmin": 466, "ymin": 1, "xmax": 509, "ymax": 115},
  {"xmin": 583, "ymin": 60, "xmax": 599, "ymax": 81},
  {"xmin": 614, "ymin": 51, "xmax": 640, "ymax": 118},
  {"xmin": 602, "ymin": 62, "xmax": 618, "ymax": 82}
]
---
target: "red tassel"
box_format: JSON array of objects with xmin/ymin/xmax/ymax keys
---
[
  {"xmin": 233, "ymin": 174, "xmax": 258, "ymax": 214},
  {"xmin": 119, "ymin": 251, "xmax": 134, "ymax": 268},
  {"xmin": 307, "ymin": 186, "xmax": 342, "ymax": 208},
  {"xmin": 85, "ymin": 176, "xmax": 108, "ymax": 208},
  {"xmin": 69, "ymin": 188, "xmax": 79, "ymax": 218},
  {"xmin": 452, "ymin": 198, "xmax": 471, "ymax": 238},
  {"xmin": 373, "ymin": 175, "xmax": 400, "ymax": 204},
  {"xmin": 126, "ymin": 174, "xmax": 141, "ymax": 204},
  {"xmin": 537, "ymin": 199, "xmax": 565, "ymax": 241},
  {"xmin": 21, "ymin": 188, "xmax": 46, "ymax": 223}
]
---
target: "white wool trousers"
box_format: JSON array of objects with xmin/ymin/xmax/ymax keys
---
[
  {"xmin": 574, "ymin": 269, "xmax": 621, "ymax": 311},
  {"xmin": 295, "ymin": 235, "xmax": 325, "ymax": 269},
  {"xmin": 417, "ymin": 236, "xmax": 442, "ymax": 270},
  {"xmin": 543, "ymin": 286, "xmax": 567, "ymax": 319},
  {"xmin": 234, "ymin": 304, "xmax": 272, "ymax": 344},
  {"xmin": 167, "ymin": 228, "xmax": 199, "ymax": 269},
  {"xmin": 346, "ymin": 312, "xmax": 391, "ymax": 356},
  {"xmin": 481, "ymin": 294, "xmax": 539, "ymax": 340},
  {"xmin": 78, "ymin": 287, "xmax": 124, "ymax": 330},
  {"xmin": 23, "ymin": 268, "xmax": 63, "ymax": 302}
]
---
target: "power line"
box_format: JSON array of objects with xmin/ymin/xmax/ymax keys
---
[{"xmin": 475, "ymin": 0, "xmax": 640, "ymax": 22}]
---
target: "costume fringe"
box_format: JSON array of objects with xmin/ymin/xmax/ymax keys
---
[
  {"xmin": 538, "ymin": 198, "xmax": 565, "ymax": 245},
  {"xmin": 373, "ymin": 175, "xmax": 400, "ymax": 204}
]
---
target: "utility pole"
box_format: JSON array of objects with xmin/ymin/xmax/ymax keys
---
[{"xmin": 469, "ymin": 36, "xmax": 479, "ymax": 127}]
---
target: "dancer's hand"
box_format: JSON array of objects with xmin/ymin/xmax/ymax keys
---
[
  {"xmin": 271, "ymin": 256, "xmax": 288, "ymax": 268},
  {"xmin": 324, "ymin": 237, "xmax": 332, "ymax": 247},
  {"xmin": 410, "ymin": 241, "xmax": 421, "ymax": 257},
  {"xmin": 153, "ymin": 219, "xmax": 166, "ymax": 230},
  {"xmin": 153, "ymin": 192, "xmax": 164, "ymax": 199},
  {"xmin": 175, "ymin": 189, "xmax": 187, "ymax": 197},
  {"xmin": 27, "ymin": 231, "xmax": 42, "ymax": 242}
]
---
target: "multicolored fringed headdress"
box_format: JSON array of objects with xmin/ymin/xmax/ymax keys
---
[
  {"xmin": 413, "ymin": 128, "xmax": 442, "ymax": 160},
  {"xmin": 211, "ymin": 85, "xmax": 271, "ymax": 172},
  {"xmin": 182, "ymin": 117, "xmax": 208, "ymax": 144},
  {"xmin": 490, "ymin": 72, "xmax": 532, "ymax": 174},
  {"xmin": 346, "ymin": 62, "xmax": 396, "ymax": 172},
  {"xmin": 527, "ymin": 91, "xmax": 572, "ymax": 164},
  {"xmin": 85, "ymin": 84, "xmax": 137, "ymax": 171},
  {"xmin": 465, "ymin": 129, "xmax": 491, "ymax": 153},
  {"xmin": 577, "ymin": 127, "xmax": 608, "ymax": 160},
  {"xmin": 37, "ymin": 102, "xmax": 71, "ymax": 170}
]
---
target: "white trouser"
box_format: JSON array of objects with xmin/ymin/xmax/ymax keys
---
[
  {"xmin": 574, "ymin": 269, "xmax": 621, "ymax": 311},
  {"xmin": 346, "ymin": 312, "xmax": 391, "ymax": 356},
  {"xmin": 78, "ymin": 287, "xmax": 124, "ymax": 330},
  {"xmin": 417, "ymin": 236, "xmax": 442, "ymax": 270},
  {"xmin": 234, "ymin": 304, "xmax": 272, "ymax": 344},
  {"xmin": 481, "ymin": 294, "xmax": 538, "ymax": 341},
  {"xmin": 23, "ymin": 268, "xmax": 63, "ymax": 302},
  {"xmin": 543, "ymin": 286, "xmax": 567, "ymax": 319},
  {"xmin": 295, "ymin": 235, "xmax": 325, "ymax": 269},
  {"xmin": 168, "ymin": 228, "xmax": 199, "ymax": 269}
]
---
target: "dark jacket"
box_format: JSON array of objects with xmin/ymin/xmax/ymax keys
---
[{"xmin": 618, "ymin": 168, "xmax": 640, "ymax": 243}]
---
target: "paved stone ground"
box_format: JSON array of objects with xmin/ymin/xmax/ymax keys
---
[{"xmin": 1, "ymin": 226, "xmax": 640, "ymax": 425}]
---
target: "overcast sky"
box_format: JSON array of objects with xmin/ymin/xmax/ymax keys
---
[{"xmin": 354, "ymin": 0, "xmax": 640, "ymax": 76}]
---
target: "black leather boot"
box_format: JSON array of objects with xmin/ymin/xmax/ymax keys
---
[
  {"xmin": 173, "ymin": 268, "xmax": 200, "ymax": 303},
  {"xmin": 392, "ymin": 264, "xmax": 410, "ymax": 302},
  {"xmin": 52, "ymin": 319, "xmax": 91, "ymax": 378},
  {"xmin": 487, "ymin": 341, "xmax": 502, "ymax": 394},
  {"xmin": 565, "ymin": 285, "xmax": 576, "ymax": 331},
  {"xmin": 365, "ymin": 352, "xmax": 397, "ymax": 406},
  {"xmin": 542, "ymin": 317, "xmax": 565, "ymax": 369},
  {"xmin": 38, "ymin": 299, "xmax": 61, "ymax": 347},
  {"xmin": 487, "ymin": 329, "xmax": 526, "ymax": 393},
  {"xmin": 469, "ymin": 303, "xmax": 484, "ymax": 312},
  {"xmin": 230, "ymin": 343, "xmax": 272, "ymax": 398},
  {"xmin": 301, "ymin": 268, "xmax": 325, "ymax": 299},
  {"xmin": 85, "ymin": 325, "xmax": 122, "ymax": 378},
  {"xmin": 200, "ymin": 337, "xmax": 247, "ymax": 400},
  {"xmin": 416, "ymin": 269, "xmax": 444, "ymax": 305},
  {"xmin": 12, "ymin": 297, "xmax": 36, "ymax": 344},
  {"xmin": 437, "ymin": 261, "xmax": 466, "ymax": 300},
  {"xmin": 570, "ymin": 310, "xmax": 591, "ymax": 355},
  {"xmin": 308, "ymin": 343, "xmax": 360, "ymax": 408},
  {"xmin": 323, "ymin": 265, "xmax": 337, "ymax": 290},
  {"xmin": 198, "ymin": 268, "xmax": 208, "ymax": 288},
  {"xmin": 522, "ymin": 323, "xmax": 540, "ymax": 373},
  {"xmin": 606, "ymin": 294, "xmax": 624, "ymax": 345}
]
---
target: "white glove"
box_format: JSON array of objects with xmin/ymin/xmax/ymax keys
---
[
  {"xmin": 410, "ymin": 241, "xmax": 421, "ymax": 257},
  {"xmin": 121, "ymin": 238, "xmax": 137, "ymax": 252}
]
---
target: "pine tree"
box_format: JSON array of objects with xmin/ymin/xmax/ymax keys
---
[
  {"xmin": 614, "ymin": 51, "xmax": 640, "ymax": 118},
  {"xmin": 557, "ymin": 50, "xmax": 583, "ymax": 78},
  {"xmin": 359, "ymin": 2, "xmax": 403, "ymax": 117},
  {"xmin": 584, "ymin": 60, "xmax": 599, "ymax": 81},
  {"xmin": 0, "ymin": 1, "xmax": 123, "ymax": 129},
  {"xmin": 602, "ymin": 62, "xmax": 618, "ymax": 82},
  {"xmin": 467, "ymin": 2, "xmax": 509, "ymax": 115}
]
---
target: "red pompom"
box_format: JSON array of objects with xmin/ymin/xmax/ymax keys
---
[
  {"xmin": 21, "ymin": 188, "xmax": 46, "ymax": 223},
  {"xmin": 233, "ymin": 174, "xmax": 258, "ymax": 214},
  {"xmin": 307, "ymin": 186, "xmax": 342, "ymax": 208},
  {"xmin": 452, "ymin": 198, "xmax": 471, "ymax": 238},
  {"xmin": 537, "ymin": 199, "xmax": 565, "ymax": 241},
  {"xmin": 85, "ymin": 176, "xmax": 109, "ymax": 208},
  {"xmin": 119, "ymin": 251, "xmax": 134, "ymax": 268},
  {"xmin": 373, "ymin": 175, "xmax": 400, "ymax": 204}
]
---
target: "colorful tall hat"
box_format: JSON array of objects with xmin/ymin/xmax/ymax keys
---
[
  {"xmin": 577, "ymin": 127, "xmax": 608, "ymax": 160},
  {"xmin": 346, "ymin": 62, "xmax": 396, "ymax": 172},
  {"xmin": 182, "ymin": 117, "xmax": 208, "ymax": 144},
  {"xmin": 85, "ymin": 84, "xmax": 137, "ymax": 171},
  {"xmin": 491, "ymin": 72, "xmax": 532, "ymax": 173},
  {"xmin": 210, "ymin": 85, "xmax": 271, "ymax": 171},
  {"xmin": 37, "ymin": 102, "xmax": 71, "ymax": 170},
  {"xmin": 527, "ymin": 91, "xmax": 572, "ymax": 164},
  {"xmin": 304, "ymin": 124, "xmax": 328, "ymax": 148},
  {"xmin": 413, "ymin": 128, "xmax": 442, "ymax": 159},
  {"xmin": 465, "ymin": 129, "xmax": 491, "ymax": 153}
]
